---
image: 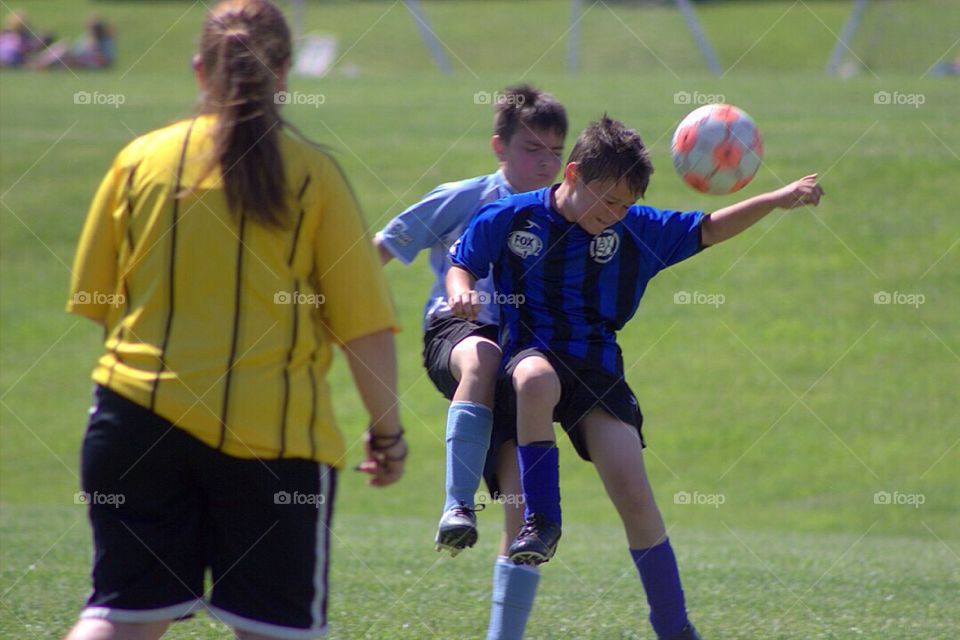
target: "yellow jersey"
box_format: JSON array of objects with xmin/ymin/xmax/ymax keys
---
[{"xmin": 68, "ymin": 115, "xmax": 397, "ymax": 466}]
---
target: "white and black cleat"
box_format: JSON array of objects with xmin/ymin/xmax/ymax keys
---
[
  {"xmin": 508, "ymin": 513, "xmax": 561, "ymax": 566},
  {"xmin": 434, "ymin": 502, "xmax": 481, "ymax": 557}
]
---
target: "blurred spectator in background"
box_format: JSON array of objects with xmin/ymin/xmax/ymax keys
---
[
  {"xmin": 28, "ymin": 15, "xmax": 115, "ymax": 70},
  {"xmin": 930, "ymin": 53, "xmax": 960, "ymax": 77},
  {"xmin": 0, "ymin": 10, "xmax": 54, "ymax": 68}
]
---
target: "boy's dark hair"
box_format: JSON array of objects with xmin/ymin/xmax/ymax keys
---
[
  {"xmin": 493, "ymin": 84, "xmax": 568, "ymax": 143},
  {"xmin": 567, "ymin": 114, "xmax": 654, "ymax": 198}
]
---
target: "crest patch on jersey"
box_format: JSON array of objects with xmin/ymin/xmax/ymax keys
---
[
  {"xmin": 508, "ymin": 230, "xmax": 543, "ymax": 259},
  {"xmin": 590, "ymin": 229, "xmax": 620, "ymax": 264}
]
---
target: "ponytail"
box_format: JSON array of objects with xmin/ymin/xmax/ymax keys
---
[{"xmin": 197, "ymin": 0, "xmax": 292, "ymax": 228}]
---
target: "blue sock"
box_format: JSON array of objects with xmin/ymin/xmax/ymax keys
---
[
  {"xmin": 631, "ymin": 539, "xmax": 689, "ymax": 639},
  {"xmin": 443, "ymin": 401, "xmax": 493, "ymax": 512},
  {"xmin": 486, "ymin": 556, "xmax": 540, "ymax": 640},
  {"xmin": 517, "ymin": 442, "xmax": 561, "ymax": 524}
]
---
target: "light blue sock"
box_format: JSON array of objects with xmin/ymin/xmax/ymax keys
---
[
  {"xmin": 443, "ymin": 401, "xmax": 493, "ymax": 512},
  {"xmin": 487, "ymin": 556, "xmax": 540, "ymax": 640}
]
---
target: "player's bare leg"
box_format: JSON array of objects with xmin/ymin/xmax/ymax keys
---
[
  {"xmin": 508, "ymin": 355, "xmax": 563, "ymax": 566},
  {"xmin": 450, "ymin": 335, "xmax": 500, "ymax": 407},
  {"xmin": 582, "ymin": 409, "xmax": 666, "ymax": 548},
  {"xmin": 435, "ymin": 335, "xmax": 501, "ymax": 556},
  {"xmin": 511, "ymin": 354, "xmax": 560, "ymax": 446},
  {"xmin": 64, "ymin": 619, "xmax": 170, "ymax": 640},
  {"xmin": 583, "ymin": 409, "xmax": 699, "ymax": 640}
]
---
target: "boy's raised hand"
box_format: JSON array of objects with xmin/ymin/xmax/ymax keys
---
[{"xmin": 772, "ymin": 174, "xmax": 825, "ymax": 209}]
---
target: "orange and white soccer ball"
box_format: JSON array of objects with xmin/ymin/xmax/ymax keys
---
[{"xmin": 671, "ymin": 104, "xmax": 763, "ymax": 195}]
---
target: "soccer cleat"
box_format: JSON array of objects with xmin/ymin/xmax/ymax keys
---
[
  {"xmin": 434, "ymin": 502, "xmax": 480, "ymax": 557},
  {"xmin": 663, "ymin": 623, "xmax": 702, "ymax": 640},
  {"xmin": 507, "ymin": 513, "xmax": 562, "ymax": 566}
]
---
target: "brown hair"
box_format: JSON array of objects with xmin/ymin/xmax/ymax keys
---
[
  {"xmin": 197, "ymin": 0, "xmax": 292, "ymax": 227},
  {"xmin": 567, "ymin": 114, "xmax": 654, "ymax": 198},
  {"xmin": 493, "ymin": 84, "xmax": 568, "ymax": 143}
]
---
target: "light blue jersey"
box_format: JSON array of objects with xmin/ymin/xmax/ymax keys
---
[{"xmin": 376, "ymin": 171, "xmax": 513, "ymax": 328}]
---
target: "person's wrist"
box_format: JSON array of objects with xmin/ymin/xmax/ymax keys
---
[
  {"xmin": 368, "ymin": 425, "xmax": 407, "ymax": 461},
  {"xmin": 367, "ymin": 412, "xmax": 403, "ymax": 438},
  {"xmin": 765, "ymin": 189, "xmax": 786, "ymax": 209},
  {"xmin": 369, "ymin": 421, "xmax": 403, "ymax": 438}
]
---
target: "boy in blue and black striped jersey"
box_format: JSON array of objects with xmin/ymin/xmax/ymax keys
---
[
  {"xmin": 375, "ymin": 85, "xmax": 567, "ymax": 640},
  {"xmin": 449, "ymin": 115, "xmax": 823, "ymax": 640}
]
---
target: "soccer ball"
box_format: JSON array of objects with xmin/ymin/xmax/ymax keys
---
[{"xmin": 670, "ymin": 104, "xmax": 763, "ymax": 195}]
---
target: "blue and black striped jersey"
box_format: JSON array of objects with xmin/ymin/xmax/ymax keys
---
[{"xmin": 451, "ymin": 186, "xmax": 704, "ymax": 374}]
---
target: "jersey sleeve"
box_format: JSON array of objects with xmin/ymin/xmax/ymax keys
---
[
  {"xmin": 376, "ymin": 182, "xmax": 477, "ymax": 265},
  {"xmin": 633, "ymin": 207, "xmax": 705, "ymax": 274},
  {"xmin": 313, "ymin": 158, "xmax": 398, "ymax": 344},
  {"xmin": 67, "ymin": 156, "xmax": 124, "ymax": 324},
  {"xmin": 449, "ymin": 202, "xmax": 511, "ymax": 280}
]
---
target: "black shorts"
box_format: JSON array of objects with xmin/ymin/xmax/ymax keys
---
[
  {"xmin": 422, "ymin": 314, "xmax": 499, "ymax": 399},
  {"xmin": 78, "ymin": 385, "xmax": 336, "ymax": 639},
  {"xmin": 495, "ymin": 348, "xmax": 645, "ymax": 462}
]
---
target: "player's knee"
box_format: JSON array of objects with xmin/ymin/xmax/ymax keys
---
[
  {"xmin": 469, "ymin": 341, "xmax": 502, "ymax": 381},
  {"xmin": 452, "ymin": 338, "xmax": 500, "ymax": 384},
  {"xmin": 512, "ymin": 357, "xmax": 560, "ymax": 403}
]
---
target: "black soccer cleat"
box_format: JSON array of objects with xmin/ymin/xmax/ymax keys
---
[
  {"xmin": 434, "ymin": 502, "xmax": 480, "ymax": 557},
  {"xmin": 508, "ymin": 513, "xmax": 562, "ymax": 566},
  {"xmin": 663, "ymin": 623, "xmax": 702, "ymax": 640}
]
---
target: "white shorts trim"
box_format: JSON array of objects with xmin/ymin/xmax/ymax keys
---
[
  {"xmin": 207, "ymin": 604, "xmax": 327, "ymax": 639},
  {"xmin": 80, "ymin": 599, "xmax": 203, "ymax": 622},
  {"xmin": 310, "ymin": 465, "xmax": 331, "ymax": 627}
]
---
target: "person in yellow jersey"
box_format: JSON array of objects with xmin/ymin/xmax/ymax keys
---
[{"xmin": 62, "ymin": 2, "xmax": 405, "ymax": 639}]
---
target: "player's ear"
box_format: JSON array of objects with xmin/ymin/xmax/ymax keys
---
[
  {"xmin": 275, "ymin": 59, "xmax": 290, "ymax": 94},
  {"xmin": 564, "ymin": 162, "xmax": 579, "ymax": 182},
  {"xmin": 491, "ymin": 135, "xmax": 507, "ymax": 161},
  {"xmin": 192, "ymin": 54, "xmax": 205, "ymax": 90}
]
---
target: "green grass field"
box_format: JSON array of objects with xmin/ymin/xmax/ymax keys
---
[{"xmin": 2, "ymin": 1, "xmax": 958, "ymax": 638}]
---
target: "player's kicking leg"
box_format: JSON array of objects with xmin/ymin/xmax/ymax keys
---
[
  {"xmin": 505, "ymin": 353, "xmax": 563, "ymax": 566},
  {"xmin": 582, "ymin": 409, "xmax": 701, "ymax": 640},
  {"xmin": 64, "ymin": 620, "xmax": 169, "ymax": 640},
  {"xmin": 435, "ymin": 334, "xmax": 501, "ymax": 555}
]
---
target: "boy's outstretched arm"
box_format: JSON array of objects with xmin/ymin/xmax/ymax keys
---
[
  {"xmin": 446, "ymin": 265, "xmax": 481, "ymax": 321},
  {"xmin": 700, "ymin": 174, "xmax": 824, "ymax": 247}
]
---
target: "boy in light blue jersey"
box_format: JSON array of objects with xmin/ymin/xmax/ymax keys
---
[
  {"xmin": 448, "ymin": 115, "xmax": 824, "ymax": 639},
  {"xmin": 374, "ymin": 84, "xmax": 567, "ymax": 640}
]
